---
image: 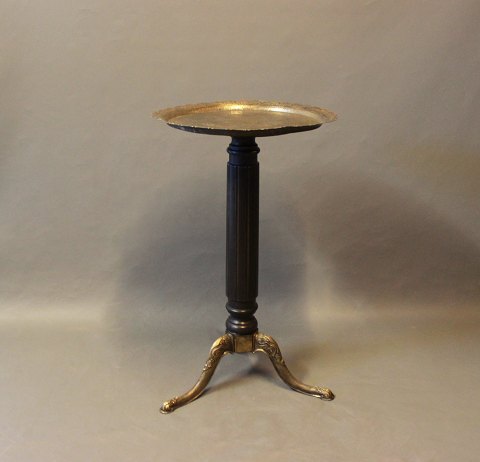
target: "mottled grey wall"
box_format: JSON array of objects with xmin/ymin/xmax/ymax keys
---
[{"xmin": 1, "ymin": 0, "xmax": 479, "ymax": 328}]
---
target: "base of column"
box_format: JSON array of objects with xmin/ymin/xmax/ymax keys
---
[{"xmin": 160, "ymin": 331, "xmax": 334, "ymax": 414}]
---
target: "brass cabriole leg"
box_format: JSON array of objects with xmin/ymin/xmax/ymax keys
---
[
  {"xmin": 254, "ymin": 332, "xmax": 335, "ymax": 401},
  {"xmin": 160, "ymin": 334, "xmax": 234, "ymax": 414}
]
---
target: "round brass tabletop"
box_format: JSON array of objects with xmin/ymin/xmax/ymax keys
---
[{"xmin": 153, "ymin": 100, "xmax": 336, "ymax": 137}]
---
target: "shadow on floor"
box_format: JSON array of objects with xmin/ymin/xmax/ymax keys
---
[{"xmin": 109, "ymin": 145, "xmax": 480, "ymax": 388}]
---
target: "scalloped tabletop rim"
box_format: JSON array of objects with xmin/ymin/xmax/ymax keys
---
[{"xmin": 153, "ymin": 100, "xmax": 337, "ymax": 137}]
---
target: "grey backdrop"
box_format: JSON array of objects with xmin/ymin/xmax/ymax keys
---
[{"xmin": 1, "ymin": 1, "xmax": 480, "ymax": 461}]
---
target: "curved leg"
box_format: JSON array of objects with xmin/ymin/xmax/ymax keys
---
[
  {"xmin": 253, "ymin": 332, "xmax": 335, "ymax": 401},
  {"xmin": 160, "ymin": 334, "xmax": 234, "ymax": 414}
]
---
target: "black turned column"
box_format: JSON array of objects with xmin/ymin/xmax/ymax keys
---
[{"xmin": 225, "ymin": 137, "xmax": 260, "ymax": 335}]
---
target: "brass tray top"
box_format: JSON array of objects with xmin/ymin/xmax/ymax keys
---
[{"xmin": 153, "ymin": 100, "xmax": 336, "ymax": 137}]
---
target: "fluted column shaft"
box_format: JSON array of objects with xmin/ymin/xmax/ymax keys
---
[{"xmin": 225, "ymin": 137, "xmax": 259, "ymax": 335}]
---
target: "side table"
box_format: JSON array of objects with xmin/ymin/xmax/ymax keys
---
[{"xmin": 153, "ymin": 101, "xmax": 336, "ymax": 413}]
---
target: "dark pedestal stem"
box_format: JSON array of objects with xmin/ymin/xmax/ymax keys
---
[
  {"xmin": 225, "ymin": 137, "xmax": 260, "ymax": 335},
  {"xmin": 160, "ymin": 135, "xmax": 336, "ymax": 414}
]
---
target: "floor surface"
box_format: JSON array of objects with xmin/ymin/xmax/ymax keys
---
[{"xmin": 1, "ymin": 301, "xmax": 479, "ymax": 461}]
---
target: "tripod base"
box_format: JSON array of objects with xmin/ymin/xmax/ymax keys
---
[{"xmin": 160, "ymin": 332, "xmax": 334, "ymax": 414}]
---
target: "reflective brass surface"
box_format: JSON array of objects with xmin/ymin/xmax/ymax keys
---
[
  {"xmin": 153, "ymin": 100, "xmax": 336, "ymax": 137},
  {"xmin": 160, "ymin": 334, "xmax": 234, "ymax": 414},
  {"xmin": 253, "ymin": 333, "xmax": 335, "ymax": 401},
  {"xmin": 233, "ymin": 333, "xmax": 255, "ymax": 353},
  {"xmin": 160, "ymin": 332, "xmax": 334, "ymax": 414}
]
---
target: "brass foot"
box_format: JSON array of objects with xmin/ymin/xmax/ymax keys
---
[
  {"xmin": 160, "ymin": 331, "xmax": 334, "ymax": 414},
  {"xmin": 253, "ymin": 332, "xmax": 335, "ymax": 401},
  {"xmin": 160, "ymin": 334, "xmax": 234, "ymax": 414}
]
